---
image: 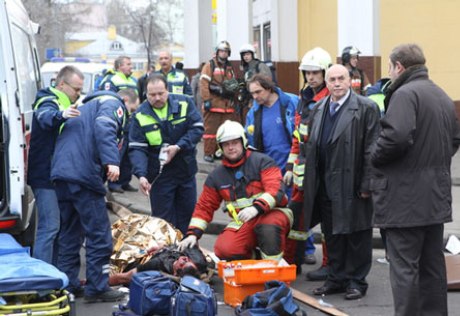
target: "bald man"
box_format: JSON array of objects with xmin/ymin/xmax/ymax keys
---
[
  {"xmin": 155, "ymin": 50, "xmax": 192, "ymax": 95},
  {"xmin": 301, "ymin": 64, "xmax": 380, "ymax": 300}
]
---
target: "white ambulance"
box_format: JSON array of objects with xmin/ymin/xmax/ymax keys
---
[
  {"xmin": 0, "ymin": 0, "xmax": 41, "ymax": 246},
  {"xmin": 41, "ymin": 58, "xmax": 109, "ymax": 97}
]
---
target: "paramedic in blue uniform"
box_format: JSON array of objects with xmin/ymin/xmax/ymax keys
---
[
  {"xmin": 129, "ymin": 74, "xmax": 204, "ymax": 234},
  {"xmin": 51, "ymin": 89, "xmax": 137, "ymax": 302},
  {"xmin": 99, "ymin": 55, "xmax": 139, "ymax": 193},
  {"xmin": 156, "ymin": 50, "xmax": 192, "ymax": 96},
  {"xmin": 28, "ymin": 65, "xmax": 83, "ymax": 265}
]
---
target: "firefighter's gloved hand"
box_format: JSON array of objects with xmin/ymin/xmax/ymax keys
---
[
  {"xmin": 177, "ymin": 235, "xmax": 197, "ymax": 252},
  {"xmin": 238, "ymin": 206, "xmax": 259, "ymax": 223},
  {"xmin": 283, "ymin": 171, "xmax": 293, "ymax": 186},
  {"xmin": 62, "ymin": 107, "xmax": 80, "ymax": 119}
]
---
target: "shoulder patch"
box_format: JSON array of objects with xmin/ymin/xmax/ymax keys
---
[
  {"xmin": 117, "ymin": 106, "xmax": 123, "ymax": 118},
  {"xmin": 104, "ymin": 82, "xmax": 111, "ymax": 91}
]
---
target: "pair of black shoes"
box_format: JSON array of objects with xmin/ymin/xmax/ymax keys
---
[{"xmin": 313, "ymin": 284, "xmax": 365, "ymax": 300}]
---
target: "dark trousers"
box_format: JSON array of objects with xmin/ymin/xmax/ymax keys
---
[
  {"xmin": 149, "ymin": 175, "xmax": 197, "ymax": 235},
  {"xmin": 54, "ymin": 181, "xmax": 112, "ymax": 296},
  {"xmin": 386, "ymin": 224, "xmax": 448, "ymax": 316},
  {"xmin": 315, "ymin": 184, "xmax": 372, "ymax": 292}
]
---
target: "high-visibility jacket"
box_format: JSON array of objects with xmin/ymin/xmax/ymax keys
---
[
  {"xmin": 187, "ymin": 150, "xmax": 293, "ymax": 238},
  {"xmin": 156, "ymin": 68, "xmax": 192, "ymax": 95},
  {"xmin": 28, "ymin": 87, "xmax": 72, "ymax": 188},
  {"xmin": 128, "ymin": 94, "xmax": 204, "ymax": 182},
  {"xmin": 99, "ymin": 71, "xmax": 138, "ymax": 93},
  {"xmin": 286, "ymin": 84, "xmax": 329, "ymax": 188}
]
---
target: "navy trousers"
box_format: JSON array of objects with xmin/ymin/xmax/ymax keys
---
[
  {"xmin": 55, "ymin": 181, "xmax": 113, "ymax": 296},
  {"xmin": 149, "ymin": 175, "xmax": 196, "ymax": 235}
]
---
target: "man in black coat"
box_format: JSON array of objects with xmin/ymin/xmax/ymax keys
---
[
  {"xmin": 302, "ymin": 64, "xmax": 380, "ymax": 300},
  {"xmin": 371, "ymin": 43, "xmax": 460, "ymax": 316}
]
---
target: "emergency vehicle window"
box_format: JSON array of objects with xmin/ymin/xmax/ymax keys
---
[{"xmin": 11, "ymin": 24, "xmax": 38, "ymax": 113}]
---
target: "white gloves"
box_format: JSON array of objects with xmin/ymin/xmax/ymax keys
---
[
  {"xmin": 283, "ymin": 171, "xmax": 293, "ymax": 186},
  {"xmin": 237, "ymin": 206, "xmax": 259, "ymax": 223},
  {"xmin": 177, "ymin": 235, "xmax": 197, "ymax": 252},
  {"xmin": 62, "ymin": 107, "xmax": 80, "ymax": 119}
]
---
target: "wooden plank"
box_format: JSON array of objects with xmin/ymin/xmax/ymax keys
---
[{"xmin": 291, "ymin": 288, "xmax": 349, "ymax": 316}]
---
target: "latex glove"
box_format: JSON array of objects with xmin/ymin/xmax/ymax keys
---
[
  {"xmin": 139, "ymin": 177, "xmax": 151, "ymax": 196},
  {"xmin": 283, "ymin": 171, "xmax": 293, "ymax": 186},
  {"xmin": 106, "ymin": 165, "xmax": 120, "ymax": 182},
  {"xmin": 177, "ymin": 235, "xmax": 197, "ymax": 252},
  {"xmin": 163, "ymin": 145, "xmax": 180, "ymax": 165},
  {"xmin": 238, "ymin": 206, "xmax": 259, "ymax": 223},
  {"xmin": 62, "ymin": 107, "xmax": 80, "ymax": 119}
]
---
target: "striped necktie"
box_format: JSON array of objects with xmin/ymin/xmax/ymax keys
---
[{"xmin": 330, "ymin": 101, "xmax": 339, "ymax": 116}]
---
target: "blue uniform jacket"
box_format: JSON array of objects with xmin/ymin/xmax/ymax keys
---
[
  {"xmin": 50, "ymin": 91, "xmax": 127, "ymax": 195},
  {"xmin": 245, "ymin": 87, "xmax": 297, "ymax": 167},
  {"xmin": 28, "ymin": 88, "xmax": 70, "ymax": 188},
  {"xmin": 129, "ymin": 94, "xmax": 204, "ymax": 182}
]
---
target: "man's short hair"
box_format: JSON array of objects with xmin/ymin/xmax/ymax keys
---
[
  {"xmin": 118, "ymin": 88, "xmax": 138, "ymax": 104},
  {"xmin": 147, "ymin": 73, "xmax": 168, "ymax": 88},
  {"xmin": 247, "ymin": 73, "xmax": 276, "ymax": 92},
  {"xmin": 55, "ymin": 65, "xmax": 84, "ymax": 86},
  {"xmin": 390, "ymin": 44, "xmax": 426, "ymax": 68},
  {"xmin": 114, "ymin": 56, "xmax": 131, "ymax": 70}
]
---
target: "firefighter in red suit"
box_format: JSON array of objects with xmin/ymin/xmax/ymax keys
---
[
  {"xmin": 178, "ymin": 120, "xmax": 293, "ymax": 261},
  {"xmin": 283, "ymin": 48, "xmax": 331, "ymax": 276}
]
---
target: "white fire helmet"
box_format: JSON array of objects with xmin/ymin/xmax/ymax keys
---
[
  {"xmin": 299, "ymin": 47, "xmax": 332, "ymax": 71},
  {"xmin": 216, "ymin": 120, "xmax": 248, "ymax": 149}
]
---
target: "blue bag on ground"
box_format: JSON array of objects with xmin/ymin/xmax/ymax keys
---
[
  {"xmin": 170, "ymin": 275, "xmax": 217, "ymax": 316},
  {"xmin": 234, "ymin": 280, "xmax": 306, "ymax": 316},
  {"xmin": 127, "ymin": 270, "xmax": 178, "ymax": 316}
]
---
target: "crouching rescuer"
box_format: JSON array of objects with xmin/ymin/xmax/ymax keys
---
[{"xmin": 178, "ymin": 120, "xmax": 293, "ymax": 261}]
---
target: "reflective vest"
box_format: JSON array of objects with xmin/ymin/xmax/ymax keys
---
[
  {"xmin": 135, "ymin": 101, "xmax": 188, "ymax": 146},
  {"xmin": 166, "ymin": 71, "xmax": 188, "ymax": 94},
  {"xmin": 102, "ymin": 71, "xmax": 137, "ymax": 92}
]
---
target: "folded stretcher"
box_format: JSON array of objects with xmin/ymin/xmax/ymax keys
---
[{"xmin": 0, "ymin": 233, "xmax": 74, "ymax": 316}]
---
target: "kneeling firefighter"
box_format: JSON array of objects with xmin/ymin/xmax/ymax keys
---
[{"xmin": 178, "ymin": 120, "xmax": 293, "ymax": 261}]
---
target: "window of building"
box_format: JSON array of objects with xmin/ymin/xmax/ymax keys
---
[
  {"xmin": 253, "ymin": 26, "xmax": 261, "ymax": 60},
  {"xmin": 263, "ymin": 23, "xmax": 271, "ymax": 61}
]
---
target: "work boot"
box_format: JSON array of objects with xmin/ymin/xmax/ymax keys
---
[
  {"xmin": 306, "ymin": 265, "xmax": 329, "ymax": 281},
  {"xmin": 84, "ymin": 289, "xmax": 126, "ymax": 303}
]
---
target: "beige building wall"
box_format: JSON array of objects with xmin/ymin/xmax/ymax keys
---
[
  {"xmin": 297, "ymin": 0, "xmax": 459, "ymax": 100},
  {"xmin": 297, "ymin": 0, "xmax": 338, "ymax": 90},
  {"xmin": 381, "ymin": 0, "xmax": 460, "ymax": 100}
]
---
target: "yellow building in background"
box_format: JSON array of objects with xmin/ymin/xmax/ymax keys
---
[{"xmin": 298, "ymin": 0, "xmax": 460, "ymax": 101}]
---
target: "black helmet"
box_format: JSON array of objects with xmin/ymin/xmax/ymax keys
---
[{"xmin": 341, "ymin": 46, "xmax": 361, "ymax": 65}]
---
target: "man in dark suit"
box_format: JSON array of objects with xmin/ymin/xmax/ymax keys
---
[{"xmin": 302, "ymin": 64, "xmax": 380, "ymax": 300}]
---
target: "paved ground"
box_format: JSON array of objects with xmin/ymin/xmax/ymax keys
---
[{"xmin": 93, "ymin": 142, "xmax": 460, "ymax": 315}]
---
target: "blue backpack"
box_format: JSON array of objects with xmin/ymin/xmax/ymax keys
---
[
  {"xmin": 127, "ymin": 270, "xmax": 178, "ymax": 316},
  {"xmin": 170, "ymin": 275, "xmax": 217, "ymax": 316},
  {"xmin": 235, "ymin": 281, "xmax": 306, "ymax": 316}
]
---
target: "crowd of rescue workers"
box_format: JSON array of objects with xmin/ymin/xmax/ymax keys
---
[{"xmin": 27, "ymin": 41, "xmax": 459, "ymax": 315}]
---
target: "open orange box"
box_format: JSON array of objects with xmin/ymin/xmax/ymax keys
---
[{"xmin": 217, "ymin": 259, "xmax": 297, "ymax": 307}]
